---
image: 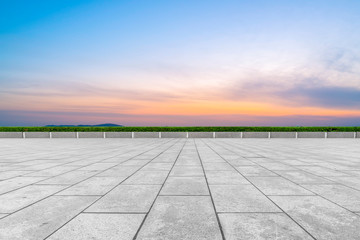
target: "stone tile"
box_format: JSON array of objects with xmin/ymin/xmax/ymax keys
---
[
  {"xmin": 203, "ymin": 162, "xmax": 233, "ymax": 171},
  {"xmin": 259, "ymin": 162, "xmax": 297, "ymax": 171},
  {"xmin": 248, "ymin": 177, "xmax": 314, "ymax": 195},
  {"xmin": 219, "ymin": 213, "xmax": 313, "ymax": 240},
  {"xmin": 123, "ymin": 171, "xmax": 168, "ymax": 185},
  {"xmin": 160, "ymin": 177, "xmax": 209, "ymax": 195},
  {"xmin": 210, "ymin": 185, "xmax": 280, "ymax": 212},
  {"xmin": 276, "ymin": 170, "xmax": 333, "ymax": 184},
  {"xmin": 236, "ymin": 166, "xmax": 277, "ymax": 176},
  {"xmin": 86, "ymin": 185, "xmax": 161, "ymax": 213},
  {"xmin": 24, "ymin": 166, "xmax": 80, "ymax": 177},
  {"xmin": 136, "ymin": 196, "xmax": 222, "ymax": 240},
  {"xmin": 0, "ymin": 170, "xmax": 31, "ymax": 180},
  {"xmin": 0, "ymin": 176, "xmax": 47, "ymax": 195},
  {"xmin": 0, "ymin": 196, "xmax": 98, "ymax": 240},
  {"xmin": 297, "ymin": 166, "xmax": 350, "ymax": 177},
  {"xmin": 206, "ymin": 171, "xmax": 249, "ymax": 185},
  {"xmin": 325, "ymin": 176, "xmax": 360, "ymax": 191},
  {"xmin": 47, "ymin": 213, "xmax": 145, "ymax": 240},
  {"xmin": 77, "ymin": 163, "xmax": 118, "ymax": 171},
  {"xmin": 141, "ymin": 162, "xmax": 173, "ymax": 171},
  {"xmin": 56, "ymin": 177, "xmax": 124, "ymax": 196},
  {"xmin": 97, "ymin": 166, "xmax": 139, "ymax": 177},
  {"xmin": 270, "ymin": 196, "xmax": 360, "ymax": 240},
  {"xmin": 37, "ymin": 170, "xmax": 97, "ymax": 185},
  {"xmin": 169, "ymin": 165, "xmax": 204, "ymax": 177},
  {"xmin": 305, "ymin": 184, "xmax": 360, "ymax": 211},
  {"xmin": 0, "ymin": 185, "xmax": 66, "ymax": 213}
]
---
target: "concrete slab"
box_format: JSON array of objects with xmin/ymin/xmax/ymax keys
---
[
  {"xmin": 249, "ymin": 176, "xmax": 315, "ymax": 195},
  {"xmin": 86, "ymin": 185, "xmax": 161, "ymax": 213},
  {"xmin": 0, "ymin": 185, "xmax": 66, "ymax": 213},
  {"xmin": 0, "ymin": 196, "xmax": 98, "ymax": 240},
  {"xmin": 275, "ymin": 170, "xmax": 333, "ymax": 184},
  {"xmin": 105, "ymin": 132, "xmax": 132, "ymax": 138},
  {"xmin": 219, "ymin": 213, "xmax": 313, "ymax": 240},
  {"xmin": 160, "ymin": 177, "xmax": 209, "ymax": 195},
  {"xmin": 327, "ymin": 132, "xmax": 355, "ymax": 138},
  {"xmin": 236, "ymin": 166, "xmax": 277, "ymax": 176},
  {"xmin": 161, "ymin": 132, "xmax": 187, "ymax": 138},
  {"xmin": 298, "ymin": 132, "xmax": 326, "ymax": 138},
  {"xmin": 51, "ymin": 132, "xmax": 77, "ymax": 138},
  {"xmin": 78, "ymin": 132, "xmax": 104, "ymax": 138},
  {"xmin": 169, "ymin": 166, "xmax": 204, "ymax": 177},
  {"xmin": 305, "ymin": 184, "xmax": 360, "ymax": 211},
  {"xmin": 56, "ymin": 177, "xmax": 123, "ymax": 196},
  {"xmin": 215, "ymin": 132, "xmax": 242, "ymax": 138},
  {"xmin": 0, "ymin": 132, "xmax": 23, "ymax": 138},
  {"xmin": 47, "ymin": 213, "xmax": 145, "ymax": 240},
  {"xmin": 243, "ymin": 132, "xmax": 269, "ymax": 138},
  {"xmin": 24, "ymin": 132, "xmax": 50, "ymax": 138},
  {"xmin": 206, "ymin": 171, "xmax": 250, "ymax": 185},
  {"xmin": 123, "ymin": 171, "xmax": 168, "ymax": 185},
  {"xmin": 133, "ymin": 132, "xmax": 159, "ymax": 138},
  {"xmin": 0, "ymin": 176, "xmax": 47, "ymax": 195},
  {"xmin": 210, "ymin": 185, "xmax": 281, "ymax": 212},
  {"xmin": 270, "ymin": 196, "xmax": 360, "ymax": 240},
  {"xmin": 188, "ymin": 132, "xmax": 213, "ymax": 138},
  {"xmin": 270, "ymin": 132, "xmax": 296, "ymax": 138},
  {"xmin": 1, "ymin": 138, "xmax": 360, "ymax": 239},
  {"xmin": 136, "ymin": 196, "xmax": 222, "ymax": 240},
  {"xmin": 36, "ymin": 170, "xmax": 97, "ymax": 185}
]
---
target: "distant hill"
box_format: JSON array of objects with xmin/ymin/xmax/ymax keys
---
[{"xmin": 45, "ymin": 123, "xmax": 123, "ymax": 127}]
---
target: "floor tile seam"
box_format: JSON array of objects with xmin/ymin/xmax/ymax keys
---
[
  {"xmin": 201, "ymin": 139, "xmax": 317, "ymax": 240},
  {"xmin": 132, "ymin": 139, "xmax": 188, "ymax": 240},
  {"xmin": 31, "ymin": 140, "xmax": 167, "ymax": 187},
  {"xmin": 0, "ymin": 139, "xmax": 175, "ymax": 222},
  {"xmin": 42, "ymin": 138, "xmax": 180, "ymax": 240},
  {"xmin": 194, "ymin": 140, "xmax": 226, "ymax": 240},
  {"xmin": 215, "ymin": 141, "xmax": 360, "ymax": 214}
]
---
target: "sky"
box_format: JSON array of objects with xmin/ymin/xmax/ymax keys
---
[{"xmin": 1, "ymin": 0, "xmax": 360, "ymax": 126}]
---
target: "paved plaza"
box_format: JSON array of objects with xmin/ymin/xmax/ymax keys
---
[{"xmin": 0, "ymin": 138, "xmax": 360, "ymax": 239}]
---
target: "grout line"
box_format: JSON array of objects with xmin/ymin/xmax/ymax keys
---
[
  {"xmin": 132, "ymin": 139, "xmax": 187, "ymax": 239},
  {"xmin": 0, "ymin": 140, "xmax": 170, "ymax": 220},
  {"xmin": 214, "ymin": 139, "xmax": 360, "ymax": 222},
  {"xmin": 194, "ymin": 139, "xmax": 226, "ymax": 240},
  {"xmin": 201, "ymin": 139, "xmax": 317, "ymax": 240},
  {"xmin": 44, "ymin": 139, "xmax": 181, "ymax": 240}
]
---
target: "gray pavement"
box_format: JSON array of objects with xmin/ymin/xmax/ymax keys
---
[{"xmin": 0, "ymin": 138, "xmax": 359, "ymax": 239}]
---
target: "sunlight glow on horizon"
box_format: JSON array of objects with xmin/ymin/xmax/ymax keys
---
[{"xmin": 1, "ymin": 0, "xmax": 360, "ymax": 126}]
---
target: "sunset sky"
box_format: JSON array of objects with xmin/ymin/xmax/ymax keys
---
[{"xmin": 1, "ymin": 0, "xmax": 360, "ymax": 126}]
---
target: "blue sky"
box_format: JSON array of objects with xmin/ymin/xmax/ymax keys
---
[{"xmin": 1, "ymin": 0, "xmax": 360, "ymax": 126}]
